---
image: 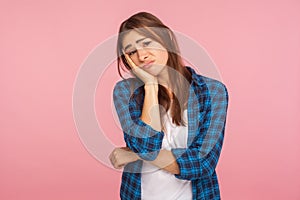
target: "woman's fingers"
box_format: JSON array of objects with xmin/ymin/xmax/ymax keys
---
[
  {"xmin": 109, "ymin": 147, "xmax": 139, "ymax": 169},
  {"xmin": 122, "ymin": 50, "xmax": 157, "ymax": 84},
  {"xmin": 123, "ymin": 50, "xmax": 138, "ymax": 69},
  {"xmin": 109, "ymin": 149, "xmax": 119, "ymax": 168},
  {"xmin": 109, "ymin": 148, "xmax": 126, "ymax": 169}
]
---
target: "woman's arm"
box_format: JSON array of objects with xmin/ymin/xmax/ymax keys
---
[
  {"xmin": 112, "ymin": 53, "xmax": 165, "ymax": 161},
  {"xmin": 146, "ymin": 149, "xmax": 180, "ymax": 174},
  {"xmin": 112, "ymin": 80, "xmax": 164, "ymax": 161},
  {"xmin": 140, "ymin": 84, "xmax": 162, "ymax": 132},
  {"xmin": 122, "ymin": 52, "xmax": 162, "ymax": 132},
  {"xmin": 171, "ymin": 80, "xmax": 229, "ymax": 180},
  {"xmin": 111, "ymin": 79, "xmax": 229, "ymax": 178},
  {"xmin": 111, "ymin": 81, "xmax": 179, "ymax": 173},
  {"xmin": 110, "ymin": 147, "xmax": 180, "ymax": 174},
  {"xmin": 111, "ymin": 80, "xmax": 179, "ymax": 173}
]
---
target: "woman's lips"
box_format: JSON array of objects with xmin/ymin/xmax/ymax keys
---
[{"xmin": 142, "ymin": 61, "xmax": 154, "ymax": 69}]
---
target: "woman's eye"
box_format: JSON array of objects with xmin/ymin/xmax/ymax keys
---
[
  {"xmin": 143, "ymin": 41, "xmax": 152, "ymax": 46},
  {"xmin": 126, "ymin": 41, "xmax": 152, "ymax": 56},
  {"xmin": 128, "ymin": 50, "xmax": 137, "ymax": 56}
]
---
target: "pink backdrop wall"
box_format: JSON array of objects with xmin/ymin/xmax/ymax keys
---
[{"xmin": 1, "ymin": 0, "xmax": 299, "ymax": 199}]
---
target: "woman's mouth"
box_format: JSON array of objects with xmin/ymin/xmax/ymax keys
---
[{"xmin": 142, "ymin": 61, "xmax": 154, "ymax": 69}]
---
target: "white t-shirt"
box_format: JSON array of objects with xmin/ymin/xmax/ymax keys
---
[{"xmin": 141, "ymin": 109, "xmax": 192, "ymax": 200}]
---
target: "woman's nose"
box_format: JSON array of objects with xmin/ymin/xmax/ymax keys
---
[{"xmin": 137, "ymin": 48, "xmax": 149, "ymax": 61}]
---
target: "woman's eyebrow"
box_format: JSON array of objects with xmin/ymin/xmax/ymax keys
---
[{"xmin": 124, "ymin": 37, "xmax": 147, "ymax": 51}]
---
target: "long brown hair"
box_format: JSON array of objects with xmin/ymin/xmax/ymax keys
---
[{"xmin": 116, "ymin": 12, "xmax": 192, "ymax": 127}]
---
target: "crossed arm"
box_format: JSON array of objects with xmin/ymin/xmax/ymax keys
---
[
  {"xmin": 110, "ymin": 78, "xmax": 229, "ymax": 179},
  {"xmin": 109, "ymin": 83, "xmax": 180, "ymax": 174},
  {"xmin": 109, "ymin": 147, "xmax": 179, "ymax": 174}
]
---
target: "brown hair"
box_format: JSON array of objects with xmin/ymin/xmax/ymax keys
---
[{"xmin": 116, "ymin": 12, "xmax": 192, "ymax": 127}]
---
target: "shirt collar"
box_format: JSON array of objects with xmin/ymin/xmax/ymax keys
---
[{"xmin": 185, "ymin": 66, "xmax": 205, "ymax": 86}]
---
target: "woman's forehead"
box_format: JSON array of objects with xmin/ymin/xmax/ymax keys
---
[{"xmin": 122, "ymin": 30, "xmax": 147, "ymax": 48}]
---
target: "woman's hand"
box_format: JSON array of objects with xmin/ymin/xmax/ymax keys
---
[
  {"xmin": 109, "ymin": 147, "xmax": 140, "ymax": 169},
  {"xmin": 123, "ymin": 51, "xmax": 161, "ymax": 130},
  {"xmin": 123, "ymin": 51, "xmax": 158, "ymax": 85}
]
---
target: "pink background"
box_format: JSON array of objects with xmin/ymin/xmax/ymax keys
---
[{"xmin": 1, "ymin": 0, "xmax": 300, "ymax": 199}]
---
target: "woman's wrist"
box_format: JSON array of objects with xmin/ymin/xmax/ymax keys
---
[
  {"xmin": 144, "ymin": 82, "xmax": 159, "ymax": 92},
  {"xmin": 132, "ymin": 152, "xmax": 140, "ymax": 162}
]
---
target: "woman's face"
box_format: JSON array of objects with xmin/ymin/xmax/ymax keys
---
[{"xmin": 122, "ymin": 30, "xmax": 169, "ymax": 77}]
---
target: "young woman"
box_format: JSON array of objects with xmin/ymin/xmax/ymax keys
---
[{"xmin": 109, "ymin": 12, "xmax": 229, "ymax": 200}]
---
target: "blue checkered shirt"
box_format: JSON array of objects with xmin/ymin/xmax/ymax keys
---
[{"xmin": 113, "ymin": 66, "xmax": 229, "ymax": 200}]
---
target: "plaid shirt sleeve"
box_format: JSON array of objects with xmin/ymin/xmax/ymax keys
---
[
  {"xmin": 113, "ymin": 79, "xmax": 164, "ymax": 161},
  {"xmin": 171, "ymin": 79, "xmax": 229, "ymax": 180}
]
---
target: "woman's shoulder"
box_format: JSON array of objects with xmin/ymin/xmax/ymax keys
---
[
  {"xmin": 200, "ymin": 75, "xmax": 227, "ymax": 91},
  {"xmin": 186, "ymin": 66, "xmax": 228, "ymax": 95}
]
